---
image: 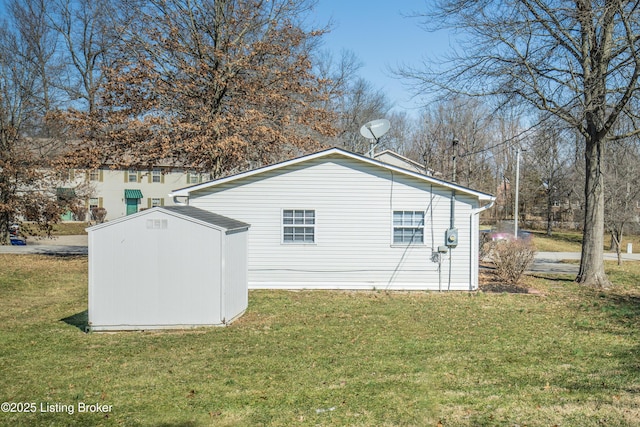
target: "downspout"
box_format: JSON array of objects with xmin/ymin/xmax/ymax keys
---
[
  {"xmin": 447, "ymin": 138, "xmax": 458, "ymax": 290},
  {"xmin": 470, "ymin": 200, "xmax": 496, "ymax": 290}
]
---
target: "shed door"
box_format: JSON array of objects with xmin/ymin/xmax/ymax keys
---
[{"xmin": 125, "ymin": 198, "xmax": 138, "ymax": 215}]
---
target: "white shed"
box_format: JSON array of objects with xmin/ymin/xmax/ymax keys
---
[{"xmin": 86, "ymin": 206, "xmax": 250, "ymax": 331}]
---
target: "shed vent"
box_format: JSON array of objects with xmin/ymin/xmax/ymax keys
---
[{"xmin": 146, "ymin": 219, "xmax": 168, "ymax": 230}]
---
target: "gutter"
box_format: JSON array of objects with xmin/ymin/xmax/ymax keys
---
[
  {"xmin": 169, "ymin": 193, "xmax": 189, "ymax": 206},
  {"xmin": 472, "ymin": 199, "xmax": 495, "ymax": 216}
]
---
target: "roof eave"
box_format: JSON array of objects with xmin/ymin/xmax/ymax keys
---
[{"xmin": 169, "ymin": 147, "xmax": 496, "ymax": 201}]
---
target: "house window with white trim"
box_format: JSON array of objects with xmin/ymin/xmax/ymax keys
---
[
  {"xmin": 187, "ymin": 172, "xmax": 200, "ymax": 184},
  {"xmin": 128, "ymin": 169, "xmax": 138, "ymax": 183},
  {"xmin": 150, "ymin": 198, "xmax": 162, "ymax": 207},
  {"xmin": 393, "ymin": 211, "xmax": 425, "ymax": 244},
  {"xmin": 152, "ymin": 168, "xmax": 162, "ymax": 183},
  {"xmin": 89, "ymin": 169, "xmax": 100, "ymax": 181},
  {"xmin": 282, "ymin": 209, "xmax": 315, "ymax": 243}
]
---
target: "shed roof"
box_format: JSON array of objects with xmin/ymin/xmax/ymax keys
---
[
  {"xmin": 87, "ymin": 206, "xmax": 249, "ymax": 233},
  {"xmin": 161, "ymin": 206, "xmax": 249, "ymax": 231},
  {"xmin": 169, "ymin": 147, "xmax": 495, "ymax": 201}
]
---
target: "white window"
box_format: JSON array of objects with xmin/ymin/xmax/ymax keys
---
[
  {"xmin": 128, "ymin": 169, "xmax": 138, "ymax": 183},
  {"xmin": 89, "ymin": 198, "xmax": 99, "ymax": 209},
  {"xmin": 187, "ymin": 172, "xmax": 200, "ymax": 184},
  {"xmin": 393, "ymin": 211, "xmax": 425, "ymax": 244},
  {"xmin": 152, "ymin": 168, "xmax": 162, "ymax": 183},
  {"xmin": 151, "ymin": 198, "xmax": 162, "ymax": 207},
  {"xmin": 282, "ymin": 209, "xmax": 315, "ymax": 243},
  {"xmin": 89, "ymin": 170, "xmax": 100, "ymax": 181}
]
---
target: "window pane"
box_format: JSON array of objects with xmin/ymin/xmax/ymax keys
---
[
  {"xmin": 283, "ymin": 210, "xmax": 293, "ymax": 224},
  {"xmin": 393, "ymin": 210, "xmax": 425, "ymax": 244},
  {"xmin": 282, "ymin": 213, "xmax": 315, "ymax": 243}
]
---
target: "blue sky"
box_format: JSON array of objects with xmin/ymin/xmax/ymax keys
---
[{"xmin": 312, "ymin": 0, "xmax": 452, "ymax": 116}]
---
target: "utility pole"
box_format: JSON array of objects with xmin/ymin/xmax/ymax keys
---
[{"xmin": 514, "ymin": 146, "xmax": 521, "ymax": 239}]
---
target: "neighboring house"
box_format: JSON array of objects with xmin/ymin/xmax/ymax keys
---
[
  {"xmin": 87, "ymin": 206, "xmax": 250, "ymax": 331},
  {"xmin": 57, "ymin": 167, "xmax": 206, "ymax": 221},
  {"xmin": 169, "ymin": 148, "xmax": 495, "ymax": 291},
  {"xmin": 373, "ymin": 150, "xmax": 433, "ymax": 176}
]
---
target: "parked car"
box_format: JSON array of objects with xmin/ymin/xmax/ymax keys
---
[
  {"xmin": 482, "ymin": 229, "xmax": 532, "ymax": 242},
  {"xmin": 8, "ymin": 223, "xmax": 26, "ymax": 245}
]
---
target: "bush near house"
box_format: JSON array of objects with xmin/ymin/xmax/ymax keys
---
[{"xmin": 491, "ymin": 238, "xmax": 537, "ymax": 284}]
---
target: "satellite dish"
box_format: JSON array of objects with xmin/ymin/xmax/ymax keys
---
[{"xmin": 360, "ymin": 119, "xmax": 391, "ymax": 142}]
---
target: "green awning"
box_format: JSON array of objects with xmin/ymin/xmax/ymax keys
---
[{"xmin": 124, "ymin": 189, "xmax": 144, "ymax": 199}]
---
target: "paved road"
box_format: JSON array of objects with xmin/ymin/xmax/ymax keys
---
[
  {"xmin": 0, "ymin": 235, "xmax": 88, "ymax": 255},
  {"xmin": 529, "ymin": 251, "xmax": 640, "ymax": 275},
  {"xmin": 1, "ymin": 238, "xmax": 639, "ymax": 275}
]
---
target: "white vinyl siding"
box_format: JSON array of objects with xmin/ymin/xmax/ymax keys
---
[
  {"xmin": 189, "ymin": 155, "xmax": 476, "ymax": 290},
  {"xmin": 393, "ymin": 211, "xmax": 425, "ymax": 244},
  {"xmin": 282, "ymin": 209, "xmax": 315, "ymax": 243}
]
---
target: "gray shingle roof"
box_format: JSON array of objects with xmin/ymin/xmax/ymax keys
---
[{"xmin": 162, "ymin": 205, "xmax": 249, "ymax": 231}]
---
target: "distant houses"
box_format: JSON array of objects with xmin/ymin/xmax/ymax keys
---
[{"xmin": 56, "ymin": 167, "xmax": 207, "ymax": 222}]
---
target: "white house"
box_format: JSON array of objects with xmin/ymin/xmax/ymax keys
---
[
  {"xmin": 87, "ymin": 206, "xmax": 249, "ymax": 331},
  {"xmin": 169, "ymin": 148, "xmax": 495, "ymax": 291}
]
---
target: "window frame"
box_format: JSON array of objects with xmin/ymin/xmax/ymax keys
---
[
  {"xmin": 187, "ymin": 172, "xmax": 200, "ymax": 185},
  {"xmin": 392, "ymin": 210, "xmax": 426, "ymax": 245},
  {"xmin": 281, "ymin": 209, "xmax": 316, "ymax": 244},
  {"xmin": 152, "ymin": 168, "xmax": 162, "ymax": 183},
  {"xmin": 127, "ymin": 169, "xmax": 138, "ymax": 183}
]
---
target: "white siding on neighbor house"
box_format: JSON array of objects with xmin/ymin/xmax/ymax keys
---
[{"xmin": 189, "ymin": 155, "xmax": 478, "ymax": 290}]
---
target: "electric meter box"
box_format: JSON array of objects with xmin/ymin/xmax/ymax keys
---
[{"xmin": 445, "ymin": 228, "xmax": 458, "ymax": 247}]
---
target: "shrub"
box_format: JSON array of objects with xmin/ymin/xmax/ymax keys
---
[
  {"xmin": 491, "ymin": 238, "xmax": 536, "ymax": 285},
  {"xmin": 91, "ymin": 207, "xmax": 107, "ymax": 223}
]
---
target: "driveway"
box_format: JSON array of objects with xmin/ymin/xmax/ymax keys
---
[
  {"xmin": 0, "ymin": 235, "xmax": 88, "ymax": 255},
  {"xmin": 529, "ymin": 251, "xmax": 640, "ymax": 276}
]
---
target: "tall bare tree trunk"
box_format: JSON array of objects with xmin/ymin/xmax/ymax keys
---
[{"xmin": 577, "ymin": 137, "xmax": 610, "ymax": 287}]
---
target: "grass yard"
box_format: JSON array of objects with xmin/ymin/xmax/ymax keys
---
[
  {"xmin": 1, "ymin": 255, "xmax": 640, "ymax": 426},
  {"xmin": 531, "ymin": 229, "xmax": 640, "ymax": 253}
]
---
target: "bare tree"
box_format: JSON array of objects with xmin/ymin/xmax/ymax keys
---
[
  {"xmin": 401, "ymin": 1, "xmax": 640, "ymax": 287},
  {"xmin": 604, "ymin": 136, "xmax": 640, "ymax": 264},
  {"xmin": 0, "ymin": 15, "xmax": 65, "ymax": 244},
  {"xmin": 523, "ymin": 116, "xmax": 573, "ymax": 236},
  {"xmin": 314, "ymin": 48, "xmax": 395, "ymax": 154},
  {"xmin": 49, "ymin": 0, "xmax": 127, "ymax": 114},
  {"xmin": 406, "ymin": 96, "xmax": 502, "ymax": 194}
]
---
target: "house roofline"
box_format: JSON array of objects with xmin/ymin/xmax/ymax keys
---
[{"xmin": 169, "ymin": 147, "xmax": 496, "ymax": 201}]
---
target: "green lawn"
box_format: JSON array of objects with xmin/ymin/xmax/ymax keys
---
[
  {"xmin": 530, "ymin": 230, "xmax": 640, "ymax": 253},
  {"xmin": 1, "ymin": 255, "xmax": 639, "ymax": 426}
]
